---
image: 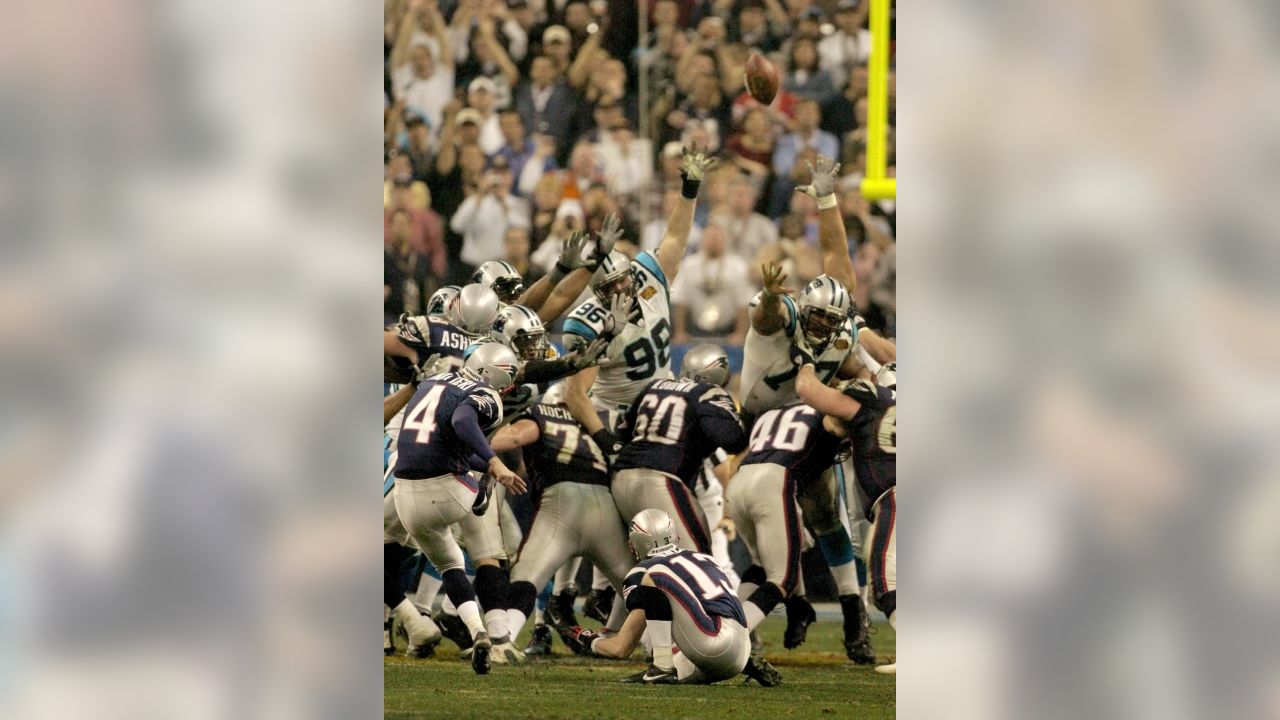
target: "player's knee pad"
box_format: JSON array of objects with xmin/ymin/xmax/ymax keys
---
[
  {"xmin": 473, "ymin": 564, "xmax": 509, "ymax": 611},
  {"xmin": 741, "ymin": 565, "xmax": 768, "ymax": 587},
  {"xmin": 628, "ymin": 585, "xmax": 673, "ymax": 621}
]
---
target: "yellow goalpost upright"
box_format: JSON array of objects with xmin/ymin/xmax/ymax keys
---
[{"xmin": 860, "ymin": 0, "xmax": 895, "ymax": 201}]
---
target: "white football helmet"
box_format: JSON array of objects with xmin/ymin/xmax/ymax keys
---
[
  {"xmin": 462, "ymin": 341, "xmax": 520, "ymax": 392},
  {"xmin": 427, "ymin": 285, "xmax": 461, "ymax": 317},
  {"xmin": 796, "ymin": 275, "xmax": 853, "ymax": 347},
  {"xmin": 447, "ymin": 283, "xmax": 501, "ymax": 336},
  {"xmin": 680, "ymin": 343, "xmax": 731, "ymax": 387},
  {"xmin": 628, "ymin": 508, "xmax": 679, "ymax": 559},
  {"xmin": 472, "ymin": 260, "xmax": 525, "ymax": 304},
  {"xmin": 490, "ymin": 304, "xmax": 548, "ymax": 361}
]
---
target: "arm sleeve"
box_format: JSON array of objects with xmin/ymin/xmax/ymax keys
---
[
  {"xmin": 520, "ymin": 356, "xmax": 578, "ymax": 385},
  {"xmin": 466, "ymin": 453, "xmax": 490, "ymax": 472},
  {"xmin": 452, "ymin": 404, "xmax": 497, "ymax": 464},
  {"xmin": 697, "ymin": 388, "xmax": 749, "ymax": 454}
]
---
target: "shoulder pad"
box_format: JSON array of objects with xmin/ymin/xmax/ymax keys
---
[
  {"xmin": 632, "ymin": 251, "xmax": 668, "ymax": 290},
  {"xmin": 395, "ymin": 315, "xmax": 430, "ymax": 349}
]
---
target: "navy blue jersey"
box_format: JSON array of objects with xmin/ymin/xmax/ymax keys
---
[
  {"xmin": 393, "ymin": 315, "xmax": 472, "ymax": 373},
  {"xmin": 520, "ymin": 403, "xmax": 610, "ymax": 492},
  {"xmin": 842, "ymin": 379, "xmax": 897, "ymax": 515},
  {"xmin": 395, "ymin": 372, "xmax": 503, "ymax": 481},
  {"xmin": 741, "ymin": 401, "xmax": 845, "ymax": 491},
  {"xmin": 624, "ymin": 550, "xmax": 746, "ymax": 633},
  {"xmin": 614, "ymin": 379, "xmax": 748, "ymax": 486}
]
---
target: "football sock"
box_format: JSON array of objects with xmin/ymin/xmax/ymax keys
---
[
  {"xmin": 412, "ymin": 570, "xmax": 442, "ymax": 613},
  {"xmin": 475, "ymin": 565, "xmax": 510, "ymax": 641},
  {"xmin": 744, "ymin": 583, "xmax": 785, "ymax": 632},
  {"xmin": 648, "ymin": 620, "xmax": 674, "ymax": 671},
  {"xmin": 440, "ymin": 569, "xmax": 485, "ymax": 638},
  {"xmin": 554, "ymin": 557, "xmax": 582, "ymax": 595},
  {"xmin": 817, "ymin": 529, "xmax": 863, "ymax": 596},
  {"xmin": 383, "ymin": 542, "xmax": 415, "ymax": 609},
  {"xmin": 506, "ymin": 609, "xmax": 528, "ymax": 642},
  {"xmin": 738, "ymin": 565, "xmax": 765, "ymax": 608},
  {"xmin": 631, "ymin": 585, "xmax": 675, "ymax": 671}
]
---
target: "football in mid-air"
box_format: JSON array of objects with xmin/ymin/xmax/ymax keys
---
[{"xmin": 744, "ymin": 52, "xmax": 780, "ymax": 105}]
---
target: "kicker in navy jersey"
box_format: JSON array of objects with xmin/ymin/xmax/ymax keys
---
[
  {"xmin": 395, "ymin": 372, "xmax": 503, "ymax": 482},
  {"xmin": 614, "ymin": 379, "xmax": 748, "ymax": 487}
]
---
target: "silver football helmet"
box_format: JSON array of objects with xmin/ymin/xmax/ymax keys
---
[
  {"xmin": 490, "ymin": 304, "xmax": 548, "ymax": 361},
  {"xmin": 472, "ymin": 260, "xmax": 525, "ymax": 304},
  {"xmin": 796, "ymin": 275, "xmax": 853, "ymax": 347},
  {"xmin": 427, "ymin": 285, "xmax": 461, "ymax": 317},
  {"xmin": 680, "ymin": 344, "xmax": 731, "ymax": 387},
  {"xmin": 462, "ymin": 341, "xmax": 520, "ymax": 391},
  {"xmin": 590, "ymin": 250, "xmax": 637, "ymax": 313},
  {"xmin": 447, "ymin": 283, "xmax": 501, "ymax": 336},
  {"xmin": 540, "ymin": 382, "xmax": 567, "ymax": 405},
  {"xmin": 628, "ymin": 508, "xmax": 679, "ymax": 559}
]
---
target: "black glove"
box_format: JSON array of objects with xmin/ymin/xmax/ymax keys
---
[
  {"xmin": 558, "ymin": 625, "xmax": 600, "ymax": 656},
  {"xmin": 789, "ymin": 343, "xmax": 816, "ymax": 368},
  {"xmin": 592, "ymin": 428, "xmax": 623, "ymax": 457}
]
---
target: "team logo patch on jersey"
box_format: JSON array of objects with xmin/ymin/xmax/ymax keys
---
[
  {"xmin": 835, "ymin": 338, "xmax": 850, "ymax": 350},
  {"xmin": 640, "ymin": 286, "xmax": 657, "ymax": 300}
]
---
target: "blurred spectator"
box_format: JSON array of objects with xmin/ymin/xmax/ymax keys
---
[
  {"xmin": 494, "ymin": 111, "xmax": 558, "ymax": 197},
  {"xmin": 563, "ymin": 141, "xmax": 607, "ymax": 194},
  {"xmin": 672, "ymin": 223, "xmax": 754, "ymax": 345},
  {"xmin": 514, "ymin": 54, "xmax": 578, "ymax": 165},
  {"xmin": 769, "ymin": 99, "xmax": 838, "ymax": 216},
  {"xmin": 852, "ymin": 240, "xmax": 890, "ymax": 334},
  {"xmin": 668, "ymin": 72, "xmax": 731, "ymax": 153},
  {"xmin": 540, "ymin": 25, "xmax": 574, "ymax": 71},
  {"xmin": 385, "ymin": 177, "xmax": 447, "ymax": 279},
  {"xmin": 454, "ymin": 5, "xmax": 524, "ymax": 98},
  {"xmin": 389, "ymin": 0, "xmax": 455, "ymax": 132},
  {"xmin": 451, "ymin": 155, "xmax": 532, "ymax": 268},
  {"xmin": 454, "ymin": 107, "xmax": 485, "ymax": 146},
  {"xmin": 401, "ymin": 114, "xmax": 435, "ymax": 180},
  {"xmin": 529, "ymin": 174, "xmax": 566, "ymax": 248},
  {"xmin": 725, "ymin": 106, "xmax": 777, "ymax": 196},
  {"xmin": 783, "ymin": 36, "xmax": 837, "ymax": 104},
  {"xmin": 466, "ymin": 77, "xmax": 507, "ymax": 155},
  {"xmin": 821, "ymin": 66, "xmax": 868, "ymax": 139},
  {"xmin": 642, "ymin": 189, "xmax": 703, "ymax": 255},
  {"xmin": 503, "ymin": 226, "xmax": 546, "ymax": 288},
  {"xmin": 753, "ymin": 212, "xmax": 821, "ymax": 287},
  {"xmin": 731, "ymin": 0, "xmax": 786, "ymax": 54},
  {"xmin": 714, "ymin": 176, "xmax": 779, "ymax": 260},
  {"xmin": 592, "ymin": 118, "xmax": 654, "ymax": 203},
  {"xmin": 530, "ymin": 199, "xmax": 586, "ymax": 273},
  {"xmin": 818, "ymin": 0, "xmax": 870, "ymax": 89},
  {"xmin": 562, "ymin": 1, "xmax": 595, "ymax": 46},
  {"xmin": 385, "ymin": 209, "xmax": 438, "ymax": 322}
]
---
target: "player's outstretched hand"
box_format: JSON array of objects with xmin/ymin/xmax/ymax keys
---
[
  {"xmin": 680, "ymin": 145, "xmax": 718, "ymax": 181},
  {"xmin": 601, "ymin": 293, "xmax": 630, "ymax": 336},
  {"xmin": 569, "ymin": 336, "xmax": 611, "ymax": 370},
  {"xmin": 559, "ymin": 625, "xmax": 600, "ymax": 656},
  {"xmin": 487, "ymin": 457, "xmax": 527, "ymax": 495},
  {"xmin": 761, "ymin": 262, "xmax": 791, "ymax": 298},
  {"xmin": 796, "ymin": 154, "xmax": 840, "ymax": 199},
  {"xmin": 593, "ymin": 212, "xmax": 624, "ymax": 264},
  {"xmin": 556, "ymin": 230, "xmax": 592, "ymax": 273}
]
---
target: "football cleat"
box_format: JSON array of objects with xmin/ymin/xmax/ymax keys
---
[
  {"xmin": 619, "ymin": 664, "xmax": 679, "ymax": 684},
  {"xmin": 524, "ymin": 624, "xmax": 554, "ymax": 656},
  {"xmin": 545, "ymin": 589, "xmax": 579, "ymax": 630},
  {"xmin": 783, "ymin": 595, "xmax": 817, "ymax": 649},
  {"xmin": 471, "ymin": 631, "xmax": 492, "ymax": 675},
  {"xmin": 490, "ymin": 638, "xmax": 525, "ymax": 665},
  {"xmin": 840, "ymin": 594, "xmax": 876, "ymax": 665},
  {"xmin": 742, "ymin": 654, "xmax": 783, "ymax": 687},
  {"xmin": 433, "ymin": 609, "xmax": 475, "ymax": 651},
  {"xmin": 582, "ymin": 586, "xmax": 615, "ymax": 626},
  {"xmin": 875, "ymin": 662, "xmax": 896, "ymax": 674}
]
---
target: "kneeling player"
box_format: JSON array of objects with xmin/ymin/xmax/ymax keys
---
[{"xmin": 563, "ymin": 510, "xmax": 781, "ymax": 687}]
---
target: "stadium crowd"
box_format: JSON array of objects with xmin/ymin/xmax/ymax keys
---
[{"xmin": 384, "ymin": 0, "xmax": 896, "ymax": 348}]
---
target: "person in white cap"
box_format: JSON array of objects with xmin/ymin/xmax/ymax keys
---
[
  {"xmin": 467, "ymin": 76, "xmax": 506, "ymax": 155},
  {"xmin": 388, "ymin": 0, "xmax": 455, "ymax": 132}
]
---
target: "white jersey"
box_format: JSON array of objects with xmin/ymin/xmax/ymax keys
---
[
  {"xmin": 563, "ymin": 251, "xmax": 673, "ymax": 412},
  {"xmin": 739, "ymin": 293, "xmax": 857, "ymax": 417}
]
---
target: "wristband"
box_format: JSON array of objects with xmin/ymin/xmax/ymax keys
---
[
  {"xmin": 589, "ymin": 637, "xmax": 602, "ymax": 655},
  {"xmin": 815, "ymin": 193, "xmax": 837, "ymax": 210},
  {"xmin": 550, "ymin": 261, "xmax": 571, "ymax": 282},
  {"xmin": 681, "ymin": 176, "xmax": 701, "ymax": 199}
]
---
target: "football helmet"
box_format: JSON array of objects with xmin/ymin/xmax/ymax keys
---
[
  {"xmin": 680, "ymin": 344, "xmax": 731, "ymax": 387},
  {"xmin": 472, "ymin": 260, "xmax": 525, "ymax": 304},
  {"xmin": 628, "ymin": 509, "xmax": 679, "ymax": 559},
  {"xmin": 875, "ymin": 361, "xmax": 897, "ymax": 389},
  {"xmin": 540, "ymin": 382, "xmax": 567, "ymax": 405},
  {"xmin": 462, "ymin": 341, "xmax": 520, "ymax": 392},
  {"xmin": 590, "ymin": 251, "xmax": 637, "ymax": 315},
  {"xmin": 447, "ymin": 283, "xmax": 501, "ymax": 336},
  {"xmin": 796, "ymin": 275, "xmax": 852, "ymax": 347},
  {"xmin": 427, "ymin": 285, "xmax": 461, "ymax": 317},
  {"xmin": 490, "ymin": 304, "xmax": 548, "ymax": 361}
]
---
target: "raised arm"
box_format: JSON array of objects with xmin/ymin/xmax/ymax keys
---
[
  {"xmin": 796, "ymin": 154, "xmax": 856, "ymax": 292},
  {"xmin": 425, "ymin": 0, "xmax": 452, "ymax": 68},
  {"xmin": 476, "ymin": 18, "xmax": 519, "ymax": 86},
  {"xmin": 390, "ymin": 0, "xmax": 423, "ymax": 70},
  {"xmin": 656, "ymin": 147, "xmax": 717, "ymax": 282},
  {"xmin": 750, "ymin": 262, "xmax": 793, "ymax": 335},
  {"xmin": 530, "ymin": 215, "xmax": 622, "ymax": 322},
  {"xmin": 567, "ymin": 31, "xmax": 605, "ymax": 90},
  {"xmin": 796, "ymin": 363, "xmax": 861, "ymax": 421},
  {"xmin": 489, "ymin": 418, "xmax": 541, "ymax": 452},
  {"xmin": 519, "ymin": 230, "xmax": 590, "ymax": 315}
]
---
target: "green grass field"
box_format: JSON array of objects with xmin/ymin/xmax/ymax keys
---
[{"xmin": 385, "ymin": 617, "xmax": 896, "ymax": 719}]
